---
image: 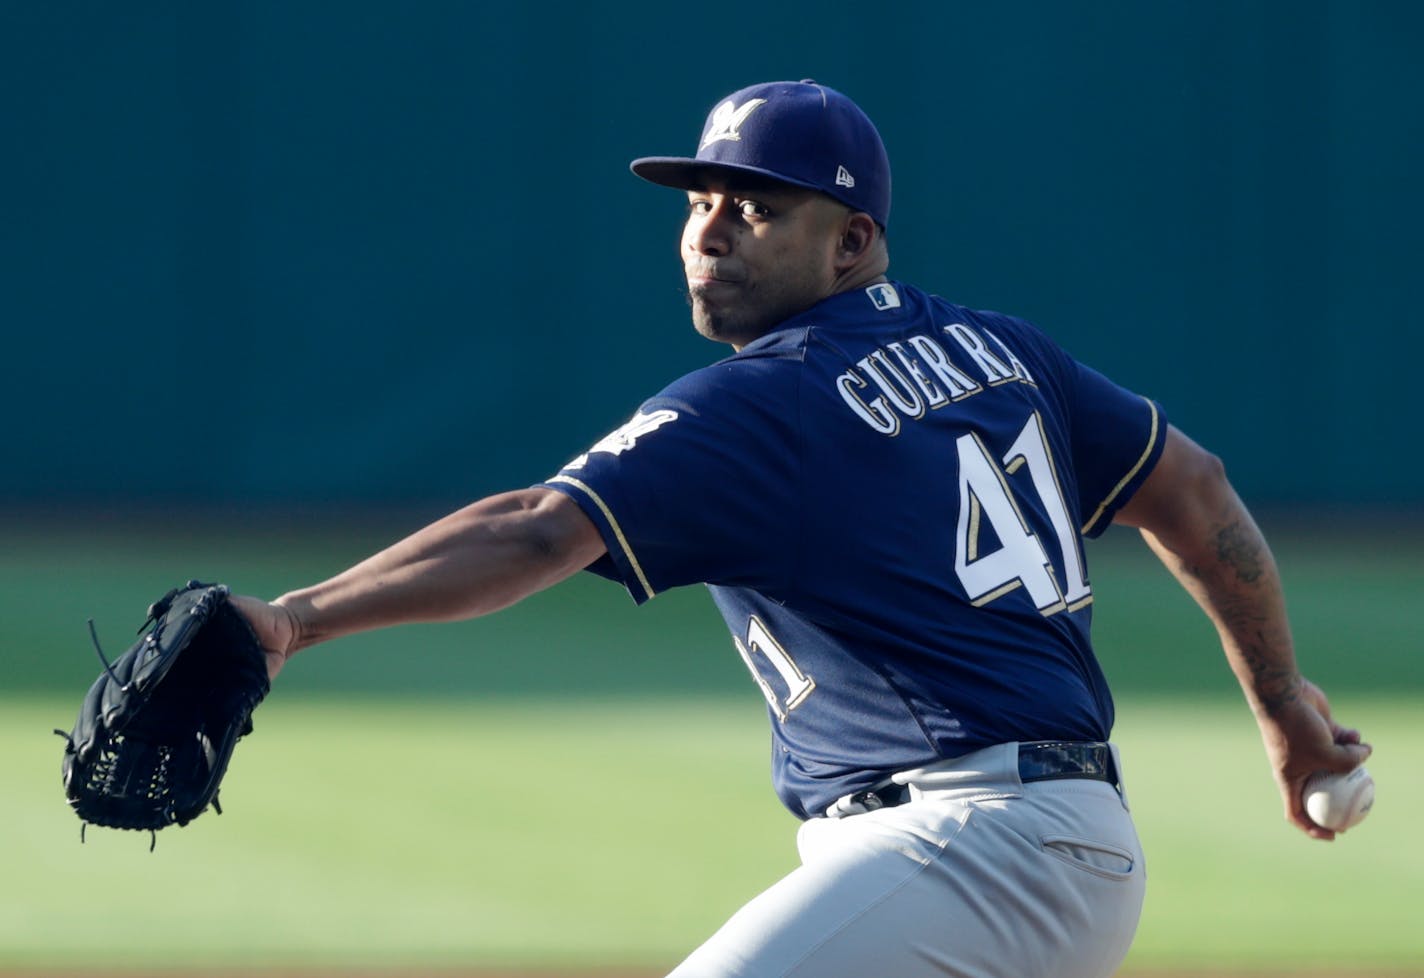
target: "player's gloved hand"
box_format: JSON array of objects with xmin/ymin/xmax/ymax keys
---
[
  {"xmin": 58, "ymin": 582, "xmax": 272, "ymax": 838},
  {"xmin": 227, "ymin": 595, "xmax": 301, "ymax": 681},
  {"xmin": 1255, "ymin": 675, "xmax": 1371, "ymax": 841}
]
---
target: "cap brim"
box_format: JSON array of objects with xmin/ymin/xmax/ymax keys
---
[{"xmin": 630, "ymin": 156, "xmax": 825, "ymax": 195}]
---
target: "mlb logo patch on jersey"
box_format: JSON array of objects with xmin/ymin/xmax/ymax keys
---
[{"xmin": 866, "ymin": 283, "xmax": 901, "ymax": 311}]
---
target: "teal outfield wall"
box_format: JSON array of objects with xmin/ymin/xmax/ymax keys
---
[{"xmin": 4, "ymin": 2, "xmax": 1421, "ymax": 510}]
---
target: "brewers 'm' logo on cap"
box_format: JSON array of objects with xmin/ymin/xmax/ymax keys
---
[{"xmin": 700, "ymin": 98, "xmax": 767, "ymax": 150}]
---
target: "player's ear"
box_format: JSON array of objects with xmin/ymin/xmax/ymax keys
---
[{"xmin": 834, "ymin": 211, "xmax": 880, "ymax": 269}]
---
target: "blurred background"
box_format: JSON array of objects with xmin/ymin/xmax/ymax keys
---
[
  {"xmin": 2, "ymin": 1, "xmax": 1421, "ymax": 974},
  {"xmin": 4, "ymin": 1, "xmax": 1421, "ymax": 514}
]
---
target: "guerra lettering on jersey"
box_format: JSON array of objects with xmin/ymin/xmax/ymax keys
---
[{"xmin": 837, "ymin": 322, "xmax": 1034, "ymax": 435}]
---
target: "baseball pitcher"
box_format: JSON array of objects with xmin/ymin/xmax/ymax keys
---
[{"xmin": 230, "ymin": 81, "xmax": 1371, "ymax": 978}]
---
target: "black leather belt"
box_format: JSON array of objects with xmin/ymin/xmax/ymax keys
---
[
  {"xmin": 832, "ymin": 741, "xmax": 1118, "ymax": 817},
  {"xmin": 1017, "ymin": 740, "xmax": 1117, "ymax": 785}
]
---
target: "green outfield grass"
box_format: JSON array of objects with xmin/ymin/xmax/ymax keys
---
[
  {"xmin": 4, "ymin": 513, "xmax": 1420, "ymax": 699},
  {"xmin": 2, "ymin": 515, "xmax": 1420, "ymax": 973},
  {"xmin": 4, "ymin": 694, "xmax": 1421, "ymax": 973}
]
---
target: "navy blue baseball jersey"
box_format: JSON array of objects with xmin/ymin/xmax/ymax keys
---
[{"xmin": 542, "ymin": 282, "xmax": 1166, "ymax": 819}]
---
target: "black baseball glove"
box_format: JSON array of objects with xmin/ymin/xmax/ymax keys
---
[{"xmin": 56, "ymin": 581, "xmax": 270, "ymax": 844}]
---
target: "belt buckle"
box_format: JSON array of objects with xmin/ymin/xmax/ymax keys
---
[{"xmin": 825, "ymin": 789, "xmax": 887, "ymax": 819}]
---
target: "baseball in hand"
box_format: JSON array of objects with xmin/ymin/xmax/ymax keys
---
[{"xmin": 1302, "ymin": 766, "xmax": 1374, "ymax": 832}]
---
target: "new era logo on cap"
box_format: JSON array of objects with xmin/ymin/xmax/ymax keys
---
[{"xmin": 835, "ymin": 165, "xmax": 855, "ymax": 189}]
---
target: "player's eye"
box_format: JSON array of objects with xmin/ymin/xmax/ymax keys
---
[
  {"xmin": 739, "ymin": 200, "xmax": 771, "ymax": 219},
  {"xmin": 687, "ymin": 198, "xmax": 713, "ymax": 216}
]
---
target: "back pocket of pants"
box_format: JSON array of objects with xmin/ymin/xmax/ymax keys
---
[{"xmin": 1040, "ymin": 835, "xmax": 1135, "ymax": 880}]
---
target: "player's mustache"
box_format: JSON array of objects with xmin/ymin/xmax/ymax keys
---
[{"xmin": 685, "ymin": 261, "xmax": 744, "ymax": 284}]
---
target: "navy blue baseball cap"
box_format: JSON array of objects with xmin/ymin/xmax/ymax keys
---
[{"xmin": 631, "ymin": 80, "xmax": 892, "ymax": 228}]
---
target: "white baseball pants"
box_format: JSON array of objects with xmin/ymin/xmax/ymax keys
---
[{"xmin": 667, "ymin": 742, "xmax": 1146, "ymax": 978}]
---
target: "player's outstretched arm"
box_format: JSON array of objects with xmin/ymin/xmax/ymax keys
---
[
  {"xmin": 1113, "ymin": 425, "xmax": 1371, "ymax": 840},
  {"xmin": 228, "ymin": 487, "xmax": 606, "ymax": 680}
]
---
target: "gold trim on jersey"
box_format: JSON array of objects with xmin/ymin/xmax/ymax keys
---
[
  {"xmin": 1081, "ymin": 398, "xmax": 1161, "ymax": 536},
  {"xmin": 547, "ymin": 475, "xmax": 655, "ymax": 601}
]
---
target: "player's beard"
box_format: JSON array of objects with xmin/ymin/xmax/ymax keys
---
[
  {"xmin": 686, "ymin": 283, "xmax": 768, "ymax": 347},
  {"xmin": 686, "ymin": 279, "xmax": 814, "ymax": 349}
]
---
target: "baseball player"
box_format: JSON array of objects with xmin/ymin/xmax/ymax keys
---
[{"xmin": 232, "ymin": 81, "xmax": 1372, "ymax": 977}]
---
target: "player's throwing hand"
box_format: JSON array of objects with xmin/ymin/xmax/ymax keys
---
[{"xmin": 1259, "ymin": 677, "xmax": 1372, "ymax": 840}]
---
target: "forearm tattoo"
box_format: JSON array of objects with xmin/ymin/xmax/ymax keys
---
[
  {"xmin": 1210, "ymin": 520, "xmax": 1298, "ymax": 711},
  {"xmin": 1212, "ymin": 520, "xmax": 1264, "ymax": 585},
  {"xmin": 1172, "ymin": 518, "xmax": 1297, "ymax": 711}
]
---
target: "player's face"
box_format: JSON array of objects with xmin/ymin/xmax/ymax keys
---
[{"xmin": 682, "ymin": 176, "xmax": 850, "ymax": 348}]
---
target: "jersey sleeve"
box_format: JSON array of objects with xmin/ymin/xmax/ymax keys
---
[
  {"xmin": 537, "ymin": 360, "xmax": 802, "ymax": 603},
  {"xmin": 1067, "ymin": 361, "xmax": 1166, "ymax": 536}
]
